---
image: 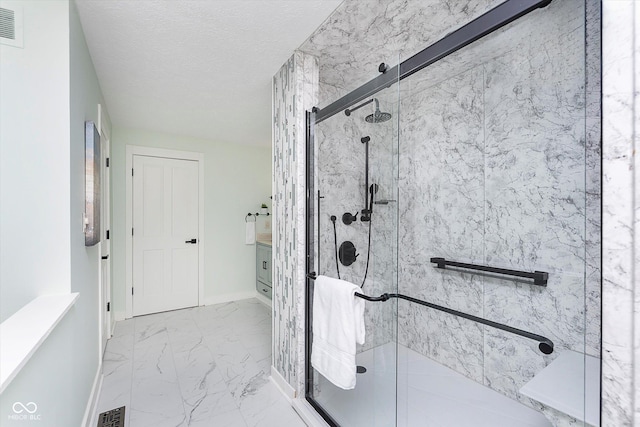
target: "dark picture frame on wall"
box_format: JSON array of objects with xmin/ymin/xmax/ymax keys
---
[{"xmin": 85, "ymin": 121, "xmax": 101, "ymax": 246}]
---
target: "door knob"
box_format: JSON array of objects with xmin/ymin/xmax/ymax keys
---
[{"xmin": 185, "ymin": 238, "xmax": 197, "ymax": 244}]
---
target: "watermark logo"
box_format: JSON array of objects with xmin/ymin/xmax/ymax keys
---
[
  {"xmin": 8, "ymin": 402, "xmax": 41, "ymax": 421},
  {"xmin": 12, "ymin": 402, "xmax": 37, "ymax": 414}
]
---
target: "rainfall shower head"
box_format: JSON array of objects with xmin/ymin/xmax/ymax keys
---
[
  {"xmin": 365, "ymin": 110, "xmax": 392, "ymax": 123},
  {"xmin": 365, "ymin": 99, "xmax": 392, "ymax": 123}
]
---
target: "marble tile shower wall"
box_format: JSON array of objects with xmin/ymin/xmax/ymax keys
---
[
  {"xmin": 272, "ymin": 51, "xmax": 318, "ymax": 393},
  {"xmin": 310, "ymin": 1, "xmax": 600, "ymax": 425},
  {"xmin": 601, "ymin": 1, "xmax": 639, "ymax": 425},
  {"xmin": 584, "ymin": 0, "xmax": 602, "ymax": 369},
  {"xmin": 396, "ymin": 3, "xmax": 592, "ymax": 421},
  {"xmin": 397, "ymin": 67, "xmax": 486, "ymax": 382},
  {"xmin": 315, "ymin": 82, "xmax": 398, "ymax": 352},
  {"xmin": 301, "ymin": 0, "xmax": 504, "ymax": 107}
]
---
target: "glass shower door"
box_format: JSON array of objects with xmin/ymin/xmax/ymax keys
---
[
  {"xmin": 306, "ymin": 1, "xmax": 593, "ymax": 425},
  {"xmin": 394, "ymin": 1, "xmax": 592, "ymax": 426},
  {"xmin": 307, "ymin": 70, "xmax": 400, "ymax": 427}
]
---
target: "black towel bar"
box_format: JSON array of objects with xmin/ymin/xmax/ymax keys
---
[
  {"xmin": 306, "ymin": 272, "xmax": 554, "ymax": 354},
  {"xmin": 430, "ymin": 257, "xmax": 548, "ymax": 286}
]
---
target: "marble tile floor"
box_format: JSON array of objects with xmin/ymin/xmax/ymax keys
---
[{"xmin": 95, "ymin": 298, "xmax": 307, "ymax": 427}]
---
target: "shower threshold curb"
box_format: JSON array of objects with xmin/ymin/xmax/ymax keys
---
[{"xmin": 292, "ymin": 398, "xmax": 332, "ymax": 427}]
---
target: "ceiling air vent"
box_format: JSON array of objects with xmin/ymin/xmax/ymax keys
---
[
  {"xmin": 0, "ymin": 8, "xmax": 15, "ymax": 39},
  {"xmin": 0, "ymin": 3, "xmax": 22, "ymax": 48}
]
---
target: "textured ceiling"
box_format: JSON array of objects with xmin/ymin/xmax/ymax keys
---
[{"xmin": 75, "ymin": 0, "xmax": 343, "ymax": 146}]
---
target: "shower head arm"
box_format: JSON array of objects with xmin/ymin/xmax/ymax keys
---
[{"xmin": 344, "ymin": 98, "xmax": 376, "ymax": 116}]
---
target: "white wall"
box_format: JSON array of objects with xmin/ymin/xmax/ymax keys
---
[
  {"xmin": 0, "ymin": 0, "xmax": 71, "ymax": 321},
  {"xmin": 0, "ymin": 1, "xmax": 109, "ymax": 425},
  {"xmin": 111, "ymin": 127, "xmax": 271, "ymax": 317}
]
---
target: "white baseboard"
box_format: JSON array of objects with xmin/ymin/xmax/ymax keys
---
[
  {"xmin": 292, "ymin": 398, "xmax": 330, "ymax": 427},
  {"xmin": 82, "ymin": 362, "xmax": 103, "ymax": 427},
  {"xmin": 203, "ymin": 291, "xmax": 259, "ymax": 306},
  {"xmin": 254, "ymin": 292, "xmax": 272, "ymax": 309},
  {"xmin": 270, "ymin": 366, "xmax": 296, "ymax": 402}
]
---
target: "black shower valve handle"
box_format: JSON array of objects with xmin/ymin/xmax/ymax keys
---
[{"xmin": 342, "ymin": 211, "xmax": 358, "ymax": 225}]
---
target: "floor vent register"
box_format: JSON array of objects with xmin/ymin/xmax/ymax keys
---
[{"xmin": 97, "ymin": 407, "xmax": 125, "ymax": 427}]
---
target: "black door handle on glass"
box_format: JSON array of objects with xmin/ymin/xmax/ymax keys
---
[{"xmin": 186, "ymin": 239, "xmax": 197, "ymax": 244}]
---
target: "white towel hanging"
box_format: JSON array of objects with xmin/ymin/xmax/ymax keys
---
[
  {"xmin": 245, "ymin": 221, "xmax": 256, "ymax": 245},
  {"xmin": 311, "ymin": 275, "xmax": 365, "ymax": 390}
]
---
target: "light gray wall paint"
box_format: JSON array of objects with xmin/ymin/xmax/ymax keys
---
[
  {"xmin": 0, "ymin": 0, "xmax": 71, "ymax": 322},
  {"xmin": 69, "ymin": 0, "xmax": 108, "ymax": 415},
  {"xmin": 110, "ymin": 127, "xmax": 272, "ymax": 317},
  {"xmin": 0, "ymin": 1, "xmax": 108, "ymax": 425}
]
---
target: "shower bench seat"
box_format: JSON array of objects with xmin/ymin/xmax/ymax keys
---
[{"xmin": 521, "ymin": 350, "xmax": 600, "ymax": 426}]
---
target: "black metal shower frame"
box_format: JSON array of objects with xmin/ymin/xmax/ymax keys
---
[{"xmin": 304, "ymin": 0, "xmax": 553, "ymax": 425}]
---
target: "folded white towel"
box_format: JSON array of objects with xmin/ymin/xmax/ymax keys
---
[
  {"xmin": 245, "ymin": 221, "xmax": 256, "ymax": 245},
  {"xmin": 311, "ymin": 275, "xmax": 365, "ymax": 390}
]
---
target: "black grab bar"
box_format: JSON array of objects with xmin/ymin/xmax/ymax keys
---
[
  {"xmin": 306, "ymin": 272, "xmax": 554, "ymax": 354},
  {"xmin": 430, "ymin": 257, "xmax": 549, "ymax": 287}
]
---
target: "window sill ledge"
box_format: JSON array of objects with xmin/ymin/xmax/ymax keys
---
[{"xmin": 0, "ymin": 293, "xmax": 79, "ymax": 394}]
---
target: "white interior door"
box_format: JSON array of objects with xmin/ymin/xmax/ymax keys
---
[
  {"xmin": 99, "ymin": 135, "xmax": 111, "ymax": 353},
  {"xmin": 132, "ymin": 155, "xmax": 199, "ymax": 316}
]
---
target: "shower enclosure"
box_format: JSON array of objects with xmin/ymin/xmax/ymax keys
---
[{"xmin": 304, "ymin": 0, "xmax": 598, "ymax": 426}]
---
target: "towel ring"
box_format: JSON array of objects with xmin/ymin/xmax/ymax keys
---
[{"xmin": 245, "ymin": 212, "xmax": 270, "ymax": 222}]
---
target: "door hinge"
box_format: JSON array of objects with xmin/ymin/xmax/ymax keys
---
[
  {"xmin": 132, "ymin": 228, "xmax": 134, "ymax": 236},
  {"xmin": 106, "ymin": 229, "xmax": 110, "ymax": 240},
  {"xmin": 132, "ymin": 168, "xmax": 134, "ymax": 176},
  {"xmin": 106, "ymin": 157, "xmax": 110, "ymax": 167},
  {"xmin": 107, "ymin": 302, "xmax": 110, "ymax": 312},
  {"xmin": 132, "ymin": 287, "xmax": 134, "ymax": 295}
]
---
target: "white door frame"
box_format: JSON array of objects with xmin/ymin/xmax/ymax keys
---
[
  {"xmin": 125, "ymin": 145, "xmax": 205, "ymax": 319},
  {"xmin": 98, "ymin": 104, "xmax": 111, "ymax": 354}
]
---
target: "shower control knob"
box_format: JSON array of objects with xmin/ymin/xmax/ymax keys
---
[
  {"xmin": 339, "ymin": 241, "xmax": 358, "ymax": 266},
  {"xmin": 342, "ymin": 212, "xmax": 358, "ymax": 225}
]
